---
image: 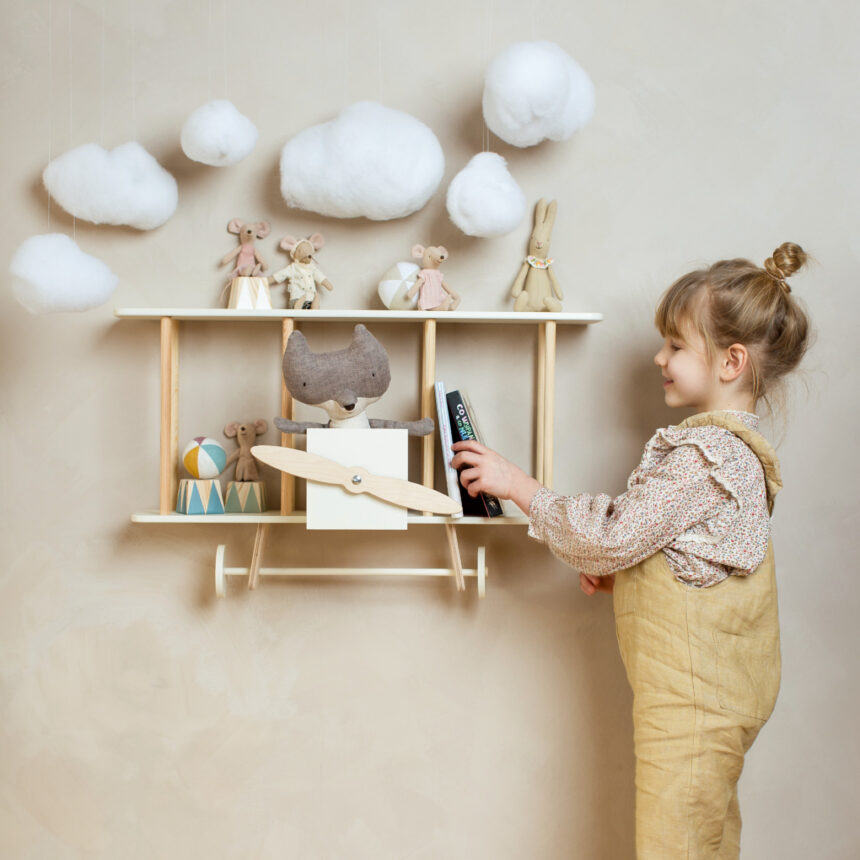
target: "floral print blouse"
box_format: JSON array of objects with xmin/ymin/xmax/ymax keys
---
[{"xmin": 527, "ymin": 411, "xmax": 772, "ymax": 587}]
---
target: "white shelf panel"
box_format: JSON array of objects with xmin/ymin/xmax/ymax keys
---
[
  {"xmin": 115, "ymin": 308, "xmax": 602, "ymax": 324},
  {"xmin": 131, "ymin": 511, "xmax": 529, "ymax": 526}
]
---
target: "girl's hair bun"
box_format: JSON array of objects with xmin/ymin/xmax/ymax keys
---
[{"xmin": 763, "ymin": 242, "xmax": 807, "ymax": 292}]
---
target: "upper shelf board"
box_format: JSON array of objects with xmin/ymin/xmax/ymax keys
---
[{"xmin": 115, "ymin": 308, "xmax": 603, "ymax": 324}]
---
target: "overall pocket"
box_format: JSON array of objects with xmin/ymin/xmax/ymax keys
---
[{"xmin": 714, "ymin": 629, "xmax": 781, "ymax": 722}]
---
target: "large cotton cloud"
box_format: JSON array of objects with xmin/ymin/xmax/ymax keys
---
[
  {"xmin": 483, "ymin": 41, "xmax": 595, "ymax": 148},
  {"xmin": 181, "ymin": 99, "xmax": 258, "ymax": 166},
  {"xmin": 279, "ymin": 101, "xmax": 445, "ymax": 220},
  {"xmin": 446, "ymin": 153, "xmax": 526, "ymax": 237},
  {"xmin": 10, "ymin": 234, "xmax": 119, "ymax": 313},
  {"xmin": 43, "ymin": 142, "xmax": 178, "ymax": 229}
]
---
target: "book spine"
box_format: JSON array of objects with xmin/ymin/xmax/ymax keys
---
[
  {"xmin": 446, "ymin": 390, "xmax": 504, "ymax": 517},
  {"xmin": 434, "ymin": 381, "xmax": 463, "ymax": 517}
]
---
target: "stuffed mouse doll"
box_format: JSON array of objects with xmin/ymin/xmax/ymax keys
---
[{"xmin": 273, "ymin": 324, "xmax": 433, "ymax": 436}]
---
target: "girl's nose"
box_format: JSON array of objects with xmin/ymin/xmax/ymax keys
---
[{"xmin": 654, "ymin": 349, "xmax": 665, "ymax": 367}]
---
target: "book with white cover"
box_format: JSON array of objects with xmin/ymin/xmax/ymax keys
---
[{"xmin": 434, "ymin": 381, "xmax": 463, "ymax": 518}]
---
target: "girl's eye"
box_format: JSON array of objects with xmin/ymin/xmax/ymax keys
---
[{"xmin": 670, "ymin": 343, "xmax": 681, "ymax": 351}]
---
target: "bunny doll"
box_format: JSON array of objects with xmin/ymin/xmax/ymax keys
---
[{"xmin": 510, "ymin": 199, "xmax": 563, "ymax": 312}]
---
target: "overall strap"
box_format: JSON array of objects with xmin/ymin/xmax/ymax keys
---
[{"xmin": 677, "ymin": 412, "xmax": 782, "ymax": 514}]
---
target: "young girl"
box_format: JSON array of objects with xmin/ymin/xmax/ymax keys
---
[{"xmin": 452, "ymin": 242, "xmax": 811, "ymax": 859}]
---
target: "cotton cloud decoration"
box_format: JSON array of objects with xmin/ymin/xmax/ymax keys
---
[
  {"xmin": 279, "ymin": 101, "xmax": 445, "ymax": 220},
  {"xmin": 181, "ymin": 99, "xmax": 258, "ymax": 166},
  {"xmin": 10, "ymin": 234, "xmax": 119, "ymax": 313},
  {"xmin": 483, "ymin": 41, "xmax": 595, "ymax": 147},
  {"xmin": 446, "ymin": 153, "xmax": 526, "ymax": 237},
  {"xmin": 43, "ymin": 142, "xmax": 178, "ymax": 230}
]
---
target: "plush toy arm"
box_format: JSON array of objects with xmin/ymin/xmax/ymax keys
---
[
  {"xmin": 254, "ymin": 249, "xmax": 268, "ymax": 272},
  {"xmin": 273, "ymin": 417, "xmax": 328, "ymax": 434},
  {"xmin": 220, "ymin": 247, "xmax": 240, "ymax": 266},
  {"xmin": 511, "ymin": 262, "xmax": 529, "ymax": 297},
  {"xmin": 369, "ymin": 417, "xmax": 435, "ymax": 437},
  {"xmin": 406, "ymin": 272, "xmax": 425, "ymax": 300},
  {"xmin": 548, "ymin": 267, "xmax": 564, "ymax": 300},
  {"xmin": 225, "ymin": 449, "xmax": 240, "ymax": 467}
]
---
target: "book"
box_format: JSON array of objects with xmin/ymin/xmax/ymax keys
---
[
  {"xmin": 446, "ymin": 388, "xmax": 504, "ymax": 517},
  {"xmin": 434, "ymin": 381, "xmax": 463, "ymax": 517}
]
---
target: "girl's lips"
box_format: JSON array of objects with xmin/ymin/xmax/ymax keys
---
[{"xmin": 663, "ymin": 379, "xmax": 673, "ymax": 387}]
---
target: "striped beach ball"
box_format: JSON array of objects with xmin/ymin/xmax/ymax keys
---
[{"xmin": 182, "ymin": 437, "xmax": 227, "ymax": 479}]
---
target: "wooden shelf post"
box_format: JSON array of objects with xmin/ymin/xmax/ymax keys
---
[
  {"xmin": 536, "ymin": 324, "xmax": 545, "ymax": 485},
  {"xmin": 543, "ymin": 321, "xmax": 556, "ymax": 489},
  {"xmin": 421, "ymin": 320, "xmax": 437, "ymax": 514},
  {"xmin": 280, "ymin": 319, "xmax": 295, "ymax": 514},
  {"xmin": 159, "ymin": 317, "xmax": 179, "ymax": 514}
]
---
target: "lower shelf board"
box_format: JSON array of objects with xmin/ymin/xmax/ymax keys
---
[{"xmin": 130, "ymin": 511, "xmax": 529, "ymax": 526}]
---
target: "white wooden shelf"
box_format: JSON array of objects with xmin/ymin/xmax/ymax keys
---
[
  {"xmin": 115, "ymin": 308, "xmax": 602, "ymax": 324},
  {"xmin": 119, "ymin": 305, "xmax": 599, "ymax": 597},
  {"xmin": 131, "ymin": 511, "xmax": 529, "ymax": 525}
]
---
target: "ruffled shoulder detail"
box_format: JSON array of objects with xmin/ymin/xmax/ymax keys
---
[
  {"xmin": 678, "ymin": 412, "xmax": 782, "ymax": 513},
  {"xmin": 631, "ymin": 424, "xmax": 744, "ymax": 514}
]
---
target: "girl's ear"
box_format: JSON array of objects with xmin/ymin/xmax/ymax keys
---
[{"xmin": 720, "ymin": 343, "xmax": 750, "ymax": 383}]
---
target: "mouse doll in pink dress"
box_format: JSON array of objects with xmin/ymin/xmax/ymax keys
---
[{"xmin": 407, "ymin": 244, "xmax": 461, "ymax": 311}]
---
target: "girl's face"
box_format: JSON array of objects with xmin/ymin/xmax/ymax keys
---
[{"xmin": 653, "ymin": 326, "xmax": 719, "ymax": 411}]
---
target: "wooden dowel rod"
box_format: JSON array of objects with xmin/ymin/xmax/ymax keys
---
[
  {"xmin": 543, "ymin": 321, "xmax": 556, "ymax": 490},
  {"xmin": 535, "ymin": 324, "xmax": 546, "ymax": 485},
  {"xmin": 280, "ymin": 319, "xmax": 295, "ymax": 515},
  {"xmin": 421, "ymin": 320, "xmax": 437, "ymax": 513},
  {"xmin": 159, "ymin": 317, "xmax": 179, "ymax": 515}
]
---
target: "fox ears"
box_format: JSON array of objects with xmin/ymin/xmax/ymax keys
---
[{"xmin": 285, "ymin": 324, "xmax": 374, "ymax": 358}]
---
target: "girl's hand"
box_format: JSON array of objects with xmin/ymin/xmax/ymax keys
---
[
  {"xmin": 579, "ymin": 573, "xmax": 615, "ymax": 595},
  {"xmin": 450, "ymin": 440, "xmax": 542, "ymax": 515}
]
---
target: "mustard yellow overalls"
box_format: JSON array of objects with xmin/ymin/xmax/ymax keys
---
[{"xmin": 613, "ymin": 412, "xmax": 783, "ymax": 859}]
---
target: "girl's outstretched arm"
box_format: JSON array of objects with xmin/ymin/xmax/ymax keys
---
[{"xmin": 454, "ymin": 440, "xmax": 732, "ymax": 578}]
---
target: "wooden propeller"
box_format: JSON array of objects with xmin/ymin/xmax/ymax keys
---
[{"xmin": 251, "ymin": 445, "xmax": 462, "ymax": 516}]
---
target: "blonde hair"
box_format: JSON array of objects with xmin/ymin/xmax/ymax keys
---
[{"xmin": 655, "ymin": 242, "xmax": 812, "ymax": 409}]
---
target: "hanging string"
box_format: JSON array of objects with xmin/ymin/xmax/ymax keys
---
[
  {"xmin": 222, "ymin": 0, "xmax": 227, "ymax": 98},
  {"xmin": 207, "ymin": 0, "xmax": 213, "ymax": 99},
  {"xmin": 68, "ymin": 2, "xmax": 75, "ymax": 240},
  {"xmin": 130, "ymin": 0, "xmax": 137, "ymax": 140},
  {"xmin": 376, "ymin": 2, "xmax": 383, "ymax": 103},
  {"xmin": 47, "ymin": 0, "xmax": 53, "ymax": 230},
  {"xmin": 100, "ymin": 0, "xmax": 105, "ymax": 145},
  {"xmin": 484, "ymin": 0, "xmax": 494, "ymax": 153}
]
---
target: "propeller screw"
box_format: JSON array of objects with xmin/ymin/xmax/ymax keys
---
[{"xmin": 351, "ymin": 474, "xmax": 362, "ymax": 485}]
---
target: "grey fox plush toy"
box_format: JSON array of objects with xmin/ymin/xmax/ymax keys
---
[{"xmin": 273, "ymin": 324, "xmax": 434, "ymax": 436}]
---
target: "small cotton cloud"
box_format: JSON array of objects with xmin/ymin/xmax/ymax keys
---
[
  {"xmin": 279, "ymin": 101, "xmax": 445, "ymax": 220},
  {"xmin": 483, "ymin": 41, "xmax": 595, "ymax": 148},
  {"xmin": 10, "ymin": 233, "xmax": 119, "ymax": 313},
  {"xmin": 446, "ymin": 153, "xmax": 526, "ymax": 237},
  {"xmin": 181, "ymin": 99, "xmax": 258, "ymax": 166},
  {"xmin": 43, "ymin": 142, "xmax": 178, "ymax": 230}
]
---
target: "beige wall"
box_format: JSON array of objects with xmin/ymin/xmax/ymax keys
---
[{"xmin": 2, "ymin": 0, "xmax": 858, "ymax": 857}]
